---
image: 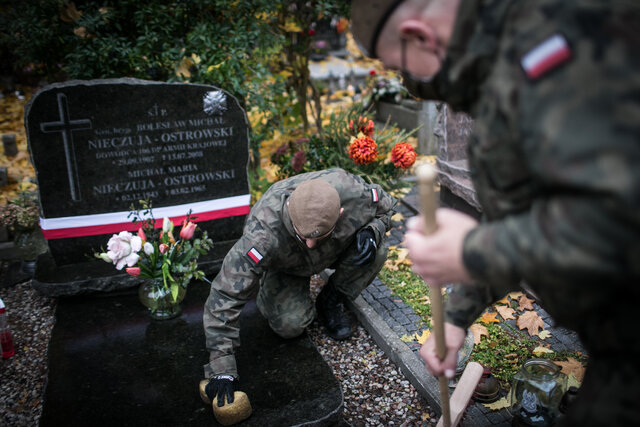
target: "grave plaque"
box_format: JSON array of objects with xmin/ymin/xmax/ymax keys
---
[{"xmin": 25, "ymin": 78, "xmax": 250, "ymax": 272}]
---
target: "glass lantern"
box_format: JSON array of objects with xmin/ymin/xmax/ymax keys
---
[{"xmin": 510, "ymin": 358, "xmax": 568, "ymax": 426}]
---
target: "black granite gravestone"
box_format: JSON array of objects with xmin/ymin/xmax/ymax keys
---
[
  {"xmin": 40, "ymin": 282, "xmax": 344, "ymax": 426},
  {"xmin": 25, "ymin": 79, "xmax": 250, "ymax": 294}
]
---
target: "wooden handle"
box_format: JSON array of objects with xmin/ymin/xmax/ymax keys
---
[{"xmin": 416, "ymin": 163, "xmax": 451, "ymax": 427}]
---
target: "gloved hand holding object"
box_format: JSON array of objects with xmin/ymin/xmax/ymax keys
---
[
  {"xmin": 206, "ymin": 375, "xmax": 236, "ymax": 407},
  {"xmin": 352, "ymin": 228, "xmax": 377, "ymax": 266}
]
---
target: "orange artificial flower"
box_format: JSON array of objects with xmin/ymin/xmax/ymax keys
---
[
  {"xmin": 349, "ymin": 136, "xmax": 378, "ymax": 165},
  {"xmin": 391, "ymin": 142, "xmax": 417, "ymax": 169}
]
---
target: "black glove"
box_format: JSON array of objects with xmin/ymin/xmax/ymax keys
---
[
  {"xmin": 205, "ymin": 375, "xmax": 236, "ymax": 407},
  {"xmin": 352, "ymin": 228, "xmax": 377, "ymax": 266}
]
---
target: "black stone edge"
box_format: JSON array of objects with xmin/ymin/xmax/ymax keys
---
[{"xmin": 347, "ymin": 294, "xmax": 488, "ymax": 427}]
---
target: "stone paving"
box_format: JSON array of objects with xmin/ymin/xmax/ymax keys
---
[{"xmin": 347, "ymin": 182, "xmax": 586, "ymax": 426}]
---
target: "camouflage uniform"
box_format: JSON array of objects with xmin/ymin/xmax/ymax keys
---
[
  {"xmin": 421, "ymin": 0, "xmax": 639, "ymax": 424},
  {"xmin": 203, "ymin": 168, "xmax": 397, "ymax": 379}
]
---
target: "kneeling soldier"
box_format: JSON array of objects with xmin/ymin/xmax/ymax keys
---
[{"xmin": 202, "ymin": 168, "xmax": 397, "ymax": 411}]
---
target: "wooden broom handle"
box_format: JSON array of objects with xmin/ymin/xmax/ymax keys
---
[{"xmin": 416, "ymin": 164, "xmax": 451, "ymax": 427}]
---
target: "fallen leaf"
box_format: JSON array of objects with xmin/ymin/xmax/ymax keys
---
[
  {"xmin": 567, "ymin": 374, "xmax": 582, "ymax": 389},
  {"xmin": 555, "ymin": 358, "xmax": 585, "ymax": 383},
  {"xmin": 470, "ymin": 323, "xmax": 488, "ymax": 344},
  {"xmin": 533, "ymin": 346, "xmax": 554, "ymax": 356},
  {"xmin": 516, "ymin": 311, "xmax": 544, "ymax": 337},
  {"xmin": 518, "ymin": 294, "xmax": 536, "ymax": 311},
  {"xmin": 415, "ymin": 329, "xmax": 431, "ymax": 345},
  {"xmin": 391, "ymin": 212, "xmax": 404, "ymax": 222},
  {"xmin": 479, "ymin": 311, "xmax": 500, "ymax": 324},
  {"xmin": 538, "ymin": 330, "xmax": 552, "ymax": 340},
  {"xmin": 482, "ymin": 396, "xmax": 511, "ymax": 411},
  {"xmin": 495, "ymin": 305, "xmax": 515, "ymax": 320},
  {"xmin": 508, "ymin": 291, "xmax": 523, "ymax": 300},
  {"xmin": 400, "ymin": 334, "xmax": 414, "ymax": 343},
  {"xmin": 495, "ymin": 295, "xmax": 510, "ymax": 305}
]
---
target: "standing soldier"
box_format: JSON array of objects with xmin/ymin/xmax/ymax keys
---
[
  {"xmin": 351, "ymin": 0, "xmax": 640, "ymax": 425},
  {"xmin": 202, "ymin": 168, "xmax": 397, "ymax": 408}
]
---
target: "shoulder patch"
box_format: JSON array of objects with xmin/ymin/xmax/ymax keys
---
[
  {"xmin": 521, "ymin": 34, "xmax": 571, "ymax": 80},
  {"xmin": 247, "ymin": 247, "xmax": 263, "ymax": 264},
  {"xmin": 371, "ymin": 188, "xmax": 379, "ymax": 203}
]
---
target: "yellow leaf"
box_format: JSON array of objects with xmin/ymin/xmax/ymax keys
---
[
  {"xmin": 533, "ymin": 346, "xmax": 554, "ymax": 356},
  {"xmin": 415, "ymin": 329, "xmax": 431, "ymax": 344},
  {"xmin": 400, "ymin": 334, "xmax": 414, "ymax": 343},
  {"xmin": 567, "ymin": 374, "xmax": 582, "ymax": 389},
  {"xmin": 538, "ymin": 330, "xmax": 552, "ymax": 340},
  {"xmin": 280, "ymin": 19, "xmax": 302, "ymax": 33},
  {"xmin": 391, "ymin": 212, "xmax": 404, "ymax": 222},
  {"xmin": 482, "ymin": 396, "xmax": 511, "ymax": 411},
  {"xmin": 479, "ymin": 311, "xmax": 500, "ymax": 324},
  {"xmin": 508, "ymin": 291, "xmax": 523, "ymax": 300},
  {"xmin": 470, "ymin": 323, "xmax": 488, "ymax": 344},
  {"xmin": 495, "ymin": 295, "xmax": 510, "ymax": 305}
]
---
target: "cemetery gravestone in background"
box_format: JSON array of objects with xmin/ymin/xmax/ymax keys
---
[{"xmin": 25, "ymin": 78, "xmax": 250, "ymax": 294}]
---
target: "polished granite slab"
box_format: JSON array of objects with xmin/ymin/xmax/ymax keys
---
[{"xmin": 40, "ymin": 281, "xmax": 343, "ymax": 426}]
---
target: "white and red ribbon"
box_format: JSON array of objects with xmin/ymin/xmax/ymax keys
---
[{"xmin": 40, "ymin": 194, "xmax": 250, "ymax": 239}]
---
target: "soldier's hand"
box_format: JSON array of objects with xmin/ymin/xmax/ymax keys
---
[
  {"xmin": 205, "ymin": 375, "xmax": 236, "ymax": 407},
  {"xmin": 419, "ymin": 322, "xmax": 467, "ymax": 379},
  {"xmin": 352, "ymin": 228, "xmax": 377, "ymax": 266}
]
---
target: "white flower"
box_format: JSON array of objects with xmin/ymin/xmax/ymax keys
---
[
  {"xmin": 106, "ymin": 231, "xmax": 142, "ymax": 270},
  {"xmin": 143, "ymin": 242, "xmax": 154, "ymax": 256},
  {"xmin": 162, "ymin": 217, "xmax": 173, "ymax": 233}
]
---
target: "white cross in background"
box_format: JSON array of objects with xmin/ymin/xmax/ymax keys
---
[{"xmin": 40, "ymin": 93, "xmax": 92, "ymax": 202}]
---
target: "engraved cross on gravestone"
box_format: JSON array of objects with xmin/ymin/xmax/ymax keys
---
[{"xmin": 40, "ymin": 93, "xmax": 92, "ymax": 201}]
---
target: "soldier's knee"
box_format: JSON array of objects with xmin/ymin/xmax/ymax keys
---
[{"xmin": 268, "ymin": 312, "xmax": 314, "ymax": 339}]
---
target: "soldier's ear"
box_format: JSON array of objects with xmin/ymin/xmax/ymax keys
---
[
  {"xmin": 339, "ymin": 207, "xmax": 344, "ymax": 217},
  {"xmin": 399, "ymin": 19, "xmax": 437, "ymax": 52}
]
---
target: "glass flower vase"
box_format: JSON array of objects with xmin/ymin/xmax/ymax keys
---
[{"xmin": 138, "ymin": 279, "xmax": 187, "ymax": 320}]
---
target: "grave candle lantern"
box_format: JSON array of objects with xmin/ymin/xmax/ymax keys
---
[{"xmin": 510, "ymin": 358, "xmax": 567, "ymax": 426}]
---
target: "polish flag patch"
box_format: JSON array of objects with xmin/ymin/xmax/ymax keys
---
[
  {"xmin": 371, "ymin": 188, "xmax": 379, "ymax": 203},
  {"xmin": 521, "ymin": 34, "xmax": 571, "ymax": 80},
  {"xmin": 247, "ymin": 247, "xmax": 263, "ymax": 263}
]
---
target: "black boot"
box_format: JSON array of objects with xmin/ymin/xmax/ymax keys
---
[{"xmin": 315, "ymin": 282, "xmax": 352, "ymax": 340}]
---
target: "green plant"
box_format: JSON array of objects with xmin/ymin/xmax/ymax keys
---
[{"xmin": 0, "ymin": 192, "xmax": 40, "ymax": 233}]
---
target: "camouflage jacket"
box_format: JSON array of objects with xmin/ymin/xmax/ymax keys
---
[
  {"xmin": 203, "ymin": 168, "xmax": 397, "ymax": 377},
  {"xmin": 432, "ymin": 0, "xmax": 640, "ymax": 352}
]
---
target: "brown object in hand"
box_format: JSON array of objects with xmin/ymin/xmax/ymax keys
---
[{"xmin": 198, "ymin": 379, "xmax": 252, "ymax": 426}]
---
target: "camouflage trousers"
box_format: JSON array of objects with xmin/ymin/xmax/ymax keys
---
[{"xmin": 256, "ymin": 242, "xmax": 388, "ymax": 339}]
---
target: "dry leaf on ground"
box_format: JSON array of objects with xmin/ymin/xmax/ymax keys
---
[
  {"xmin": 518, "ymin": 294, "xmax": 536, "ymax": 311},
  {"xmin": 533, "ymin": 346, "xmax": 554, "ymax": 356},
  {"xmin": 470, "ymin": 323, "xmax": 489, "ymax": 344},
  {"xmin": 538, "ymin": 330, "xmax": 552, "ymax": 340},
  {"xmin": 415, "ymin": 329, "xmax": 431, "ymax": 345},
  {"xmin": 479, "ymin": 311, "xmax": 500, "ymax": 324},
  {"xmin": 555, "ymin": 357, "xmax": 585, "ymax": 383},
  {"xmin": 517, "ymin": 310, "xmax": 544, "ymax": 337},
  {"xmin": 495, "ymin": 305, "xmax": 516, "ymax": 320},
  {"xmin": 482, "ymin": 396, "xmax": 511, "ymax": 411}
]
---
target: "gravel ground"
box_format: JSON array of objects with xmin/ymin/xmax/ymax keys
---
[{"xmin": 0, "ymin": 280, "xmax": 436, "ymax": 426}]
